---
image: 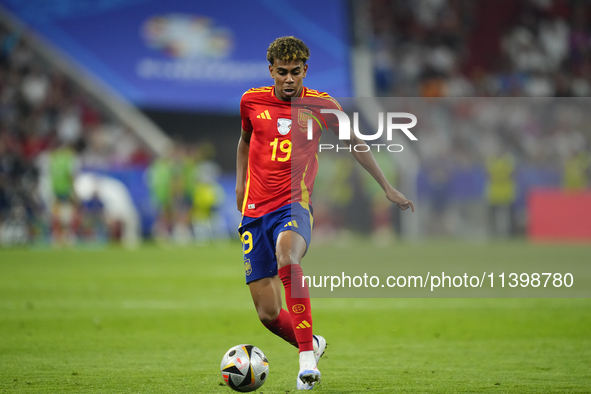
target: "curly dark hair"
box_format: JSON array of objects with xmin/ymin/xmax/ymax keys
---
[{"xmin": 266, "ymin": 36, "xmax": 310, "ymax": 65}]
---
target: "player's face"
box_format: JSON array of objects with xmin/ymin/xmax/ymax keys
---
[{"xmin": 269, "ymin": 59, "xmax": 308, "ymax": 101}]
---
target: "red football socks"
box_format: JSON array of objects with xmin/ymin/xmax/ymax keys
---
[
  {"xmin": 278, "ymin": 264, "xmax": 314, "ymax": 352},
  {"xmin": 262, "ymin": 308, "xmax": 298, "ymax": 348}
]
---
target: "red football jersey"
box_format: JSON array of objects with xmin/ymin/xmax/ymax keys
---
[{"xmin": 240, "ymin": 86, "xmax": 342, "ymax": 218}]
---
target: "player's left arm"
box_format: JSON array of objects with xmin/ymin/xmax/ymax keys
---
[{"xmin": 345, "ymin": 134, "xmax": 414, "ymax": 212}]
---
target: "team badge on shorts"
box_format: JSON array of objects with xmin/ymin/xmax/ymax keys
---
[
  {"xmin": 244, "ymin": 259, "xmax": 252, "ymax": 276},
  {"xmin": 277, "ymin": 118, "xmax": 291, "ymax": 135}
]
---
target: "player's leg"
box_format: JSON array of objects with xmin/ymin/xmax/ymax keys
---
[
  {"xmin": 276, "ymin": 230, "xmax": 312, "ymax": 350},
  {"xmin": 248, "ymin": 275, "xmax": 298, "ymax": 347},
  {"xmin": 240, "ymin": 214, "xmax": 298, "ymax": 348},
  {"xmin": 276, "ymin": 230, "xmax": 320, "ymax": 388}
]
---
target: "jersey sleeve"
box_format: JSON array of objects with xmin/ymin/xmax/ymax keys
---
[
  {"xmin": 324, "ymin": 96, "xmax": 343, "ymax": 134},
  {"xmin": 322, "ymin": 93, "xmax": 343, "ymax": 134},
  {"xmin": 240, "ymin": 94, "xmax": 253, "ymax": 132}
]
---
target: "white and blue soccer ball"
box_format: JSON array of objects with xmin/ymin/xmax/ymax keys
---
[{"xmin": 220, "ymin": 344, "xmax": 269, "ymax": 392}]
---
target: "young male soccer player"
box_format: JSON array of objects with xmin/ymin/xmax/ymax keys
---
[{"xmin": 236, "ymin": 36, "xmax": 414, "ymax": 390}]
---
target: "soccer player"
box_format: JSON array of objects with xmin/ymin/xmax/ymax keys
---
[{"xmin": 236, "ymin": 36, "xmax": 414, "ymax": 390}]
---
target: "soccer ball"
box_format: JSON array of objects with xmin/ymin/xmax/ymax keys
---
[{"xmin": 220, "ymin": 344, "xmax": 269, "ymax": 392}]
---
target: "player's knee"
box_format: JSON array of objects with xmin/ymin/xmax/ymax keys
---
[
  {"xmin": 276, "ymin": 253, "xmax": 300, "ymax": 269},
  {"xmin": 257, "ymin": 307, "xmax": 280, "ymax": 324}
]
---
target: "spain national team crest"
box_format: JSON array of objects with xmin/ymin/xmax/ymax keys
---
[
  {"xmin": 277, "ymin": 118, "xmax": 291, "ymax": 135},
  {"xmin": 297, "ymin": 108, "xmax": 313, "ymax": 127},
  {"xmin": 244, "ymin": 259, "xmax": 252, "ymax": 276}
]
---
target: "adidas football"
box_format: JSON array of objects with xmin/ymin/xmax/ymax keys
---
[{"xmin": 220, "ymin": 344, "xmax": 269, "ymax": 392}]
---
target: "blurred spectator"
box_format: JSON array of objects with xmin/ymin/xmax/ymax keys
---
[
  {"xmin": 48, "ymin": 143, "xmax": 79, "ymax": 245},
  {"xmin": 424, "ymin": 157, "xmax": 453, "ymax": 236},
  {"xmin": 147, "ymin": 150, "xmax": 174, "ymax": 241},
  {"xmin": 21, "ymin": 66, "xmax": 49, "ymax": 107},
  {"xmin": 79, "ymin": 190, "xmax": 107, "ymax": 243},
  {"xmin": 562, "ymin": 150, "xmax": 590, "ymax": 191},
  {"xmin": 485, "ymin": 152, "xmax": 518, "ymax": 238},
  {"xmin": 74, "ymin": 173, "xmax": 141, "ymax": 248},
  {"xmin": 145, "ymin": 140, "xmax": 230, "ymax": 245},
  {"xmin": 192, "ymin": 161, "xmax": 227, "ymax": 244},
  {"xmin": 168, "ymin": 143, "xmax": 194, "ymax": 245}
]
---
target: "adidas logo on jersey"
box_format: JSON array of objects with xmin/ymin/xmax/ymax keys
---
[{"xmin": 257, "ymin": 110, "xmax": 271, "ymax": 120}]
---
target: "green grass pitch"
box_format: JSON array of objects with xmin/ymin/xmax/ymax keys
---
[{"xmin": 1, "ymin": 241, "xmax": 590, "ymax": 393}]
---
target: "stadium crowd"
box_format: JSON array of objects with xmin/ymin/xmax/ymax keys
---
[
  {"xmin": 0, "ymin": 24, "xmax": 158, "ymax": 245},
  {"xmin": 370, "ymin": 0, "xmax": 591, "ymax": 97},
  {"xmin": 363, "ymin": 0, "xmax": 590, "ymax": 238},
  {"xmin": 0, "ymin": 24, "xmax": 229, "ymax": 246}
]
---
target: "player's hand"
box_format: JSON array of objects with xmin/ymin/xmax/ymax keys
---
[
  {"xmin": 236, "ymin": 187, "xmax": 245, "ymax": 212},
  {"xmin": 385, "ymin": 188, "xmax": 415, "ymax": 212}
]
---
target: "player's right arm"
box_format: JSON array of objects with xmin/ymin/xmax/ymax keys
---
[
  {"xmin": 236, "ymin": 128, "xmax": 251, "ymax": 212},
  {"xmin": 320, "ymin": 93, "xmax": 414, "ymax": 211}
]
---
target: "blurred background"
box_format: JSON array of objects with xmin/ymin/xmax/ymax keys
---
[{"xmin": 0, "ymin": 0, "xmax": 589, "ymax": 247}]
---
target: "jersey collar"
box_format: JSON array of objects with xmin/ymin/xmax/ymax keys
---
[{"xmin": 270, "ymin": 86, "xmax": 307, "ymax": 101}]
